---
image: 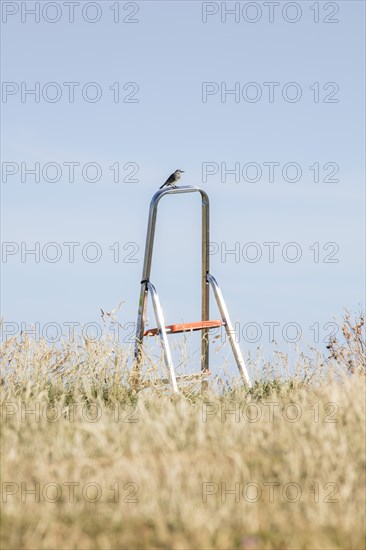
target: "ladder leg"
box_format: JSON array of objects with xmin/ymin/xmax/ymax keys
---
[
  {"xmin": 207, "ymin": 274, "xmax": 252, "ymax": 388},
  {"xmin": 147, "ymin": 282, "xmax": 179, "ymax": 394},
  {"xmin": 134, "ymin": 284, "xmax": 149, "ymax": 382},
  {"xmin": 201, "ymin": 192, "xmax": 210, "ymax": 377}
]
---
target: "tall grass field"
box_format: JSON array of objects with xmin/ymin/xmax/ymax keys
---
[{"xmin": 1, "ymin": 313, "xmax": 365, "ymax": 549}]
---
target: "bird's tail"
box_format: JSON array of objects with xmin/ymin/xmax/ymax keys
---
[{"xmin": 159, "ymin": 182, "xmax": 167, "ymax": 190}]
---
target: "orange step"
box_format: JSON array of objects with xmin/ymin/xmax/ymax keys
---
[{"xmin": 144, "ymin": 320, "xmax": 224, "ymax": 337}]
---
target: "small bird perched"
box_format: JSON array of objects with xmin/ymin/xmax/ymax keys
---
[{"xmin": 159, "ymin": 169, "xmax": 185, "ymax": 189}]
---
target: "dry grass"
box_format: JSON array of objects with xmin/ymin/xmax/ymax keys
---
[{"xmin": 1, "ymin": 314, "xmax": 365, "ymax": 550}]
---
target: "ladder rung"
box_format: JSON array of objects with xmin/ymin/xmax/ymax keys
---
[
  {"xmin": 143, "ymin": 371, "xmax": 212, "ymax": 386},
  {"xmin": 144, "ymin": 320, "xmax": 224, "ymax": 337}
]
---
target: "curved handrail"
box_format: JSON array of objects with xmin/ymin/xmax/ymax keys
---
[
  {"xmin": 135, "ymin": 185, "xmax": 210, "ymax": 373},
  {"xmin": 141, "ymin": 185, "xmax": 210, "ymax": 281}
]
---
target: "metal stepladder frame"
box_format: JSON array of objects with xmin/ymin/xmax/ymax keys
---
[{"xmin": 134, "ymin": 185, "xmax": 251, "ymax": 393}]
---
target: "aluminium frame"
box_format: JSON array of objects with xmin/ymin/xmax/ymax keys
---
[{"xmin": 134, "ymin": 185, "xmax": 251, "ymax": 393}]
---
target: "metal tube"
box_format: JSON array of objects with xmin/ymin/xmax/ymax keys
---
[
  {"xmin": 207, "ymin": 274, "xmax": 252, "ymax": 388},
  {"xmin": 135, "ymin": 186, "xmax": 210, "ymax": 370},
  {"xmin": 142, "ymin": 186, "xmax": 209, "ymax": 281},
  {"xmin": 201, "ymin": 193, "xmax": 210, "ymax": 373},
  {"xmin": 134, "ymin": 284, "xmax": 148, "ymax": 364},
  {"xmin": 147, "ymin": 282, "xmax": 178, "ymax": 393}
]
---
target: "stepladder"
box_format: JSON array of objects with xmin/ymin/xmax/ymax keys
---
[{"xmin": 134, "ymin": 185, "xmax": 251, "ymax": 393}]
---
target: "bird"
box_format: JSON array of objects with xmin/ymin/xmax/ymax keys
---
[{"xmin": 159, "ymin": 169, "xmax": 185, "ymax": 189}]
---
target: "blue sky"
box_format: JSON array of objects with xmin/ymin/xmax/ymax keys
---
[{"xmin": 1, "ymin": 1, "xmax": 365, "ymax": 367}]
